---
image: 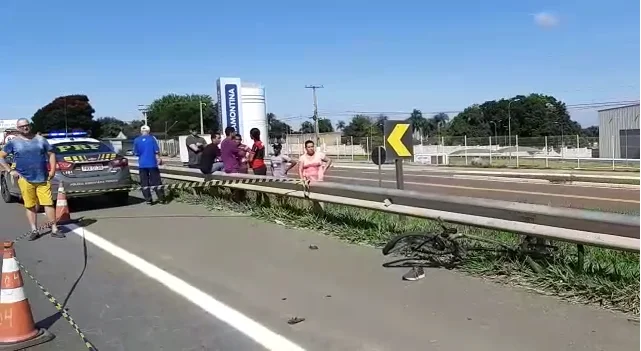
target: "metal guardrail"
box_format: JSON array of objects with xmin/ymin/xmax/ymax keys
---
[{"xmin": 130, "ymin": 164, "xmax": 640, "ymax": 252}]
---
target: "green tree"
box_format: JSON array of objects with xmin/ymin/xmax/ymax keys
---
[
  {"xmin": 342, "ymin": 114, "xmax": 374, "ymax": 138},
  {"xmin": 300, "ymin": 121, "xmax": 314, "ymax": 133},
  {"xmin": 146, "ymin": 94, "xmax": 219, "ymax": 136},
  {"xmin": 336, "ymin": 120, "xmax": 346, "ymax": 131},
  {"xmin": 318, "ymin": 118, "xmax": 334, "ymax": 133},
  {"xmin": 122, "ymin": 120, "xmax": 145, "ymax": 137},
  {"xmin": 406, "ymin": 109, "xmax": 428, "ymax": 137},
  {"xmin": 267, "ymin": 113, "xmax": 293, "ymax": 139},
  {"xmin": 32, "ymin": 95, "xmax": 96, "ymax": 133},
  {"xmin": 342, "ymin": 114, "xmax": 385, "ymax": 150},
  {"xmin": 446, "ymin": 105, "xmax": 488, "ymax": 138},
  {"xmin": 581, "ymin": 125, "xmax": 599, "ymax": 137},
  {"xmin": 422, "ymin": 112, "xmax": 450, "ymax": 139},
  {"xmin": 448, "ymin": 94, "xmax": 580, "ymax": 139},
  {"xmin": 93, "ymin": 117, "xmax": 127, "ymax": 138}
]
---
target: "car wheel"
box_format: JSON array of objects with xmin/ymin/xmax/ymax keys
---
[
  {"xmin": 1, "ymin": 176, "xmax": 17, "ymax": 203},
  {"xmin": 109, "ymin": 191, "xmax": 130, "ymax": 205}
]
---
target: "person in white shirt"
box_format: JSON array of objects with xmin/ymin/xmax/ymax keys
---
[{"xmin": 270, "ymin": 143, "xmax": 296, "ymax": 178}]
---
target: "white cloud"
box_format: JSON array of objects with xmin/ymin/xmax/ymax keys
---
[{"xmin": 533, "ymin": 12, "xmax": 560, "ymax": 29}]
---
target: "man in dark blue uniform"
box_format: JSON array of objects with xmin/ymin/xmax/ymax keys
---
[{"xmin": 133, "ymin": 125, "xmax": 165, "ymax": 205}]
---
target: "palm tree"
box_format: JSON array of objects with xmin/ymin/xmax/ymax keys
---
[
  {"xmin": 406, "ymin": 109, "xmax": 427, "ymax": 138},
  {"xmin": 336, "ymin": 120, "xmax": 346, "ymax": 131}
]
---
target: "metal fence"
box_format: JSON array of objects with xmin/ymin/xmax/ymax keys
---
[
  {"xmin": 157, "ymin": 139, "xmax": 179, "ymax": 157},
  {"xmin": 278, "ymin": 133, "xmax": 639, "ymax": 170}
]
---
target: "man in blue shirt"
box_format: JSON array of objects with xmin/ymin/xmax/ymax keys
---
[
  {"xmin": 133, "ymin": 125, "xmax": 165, "ymax": 205},
  {"xmin": 0, "ymin": 119, "xmax": 61, "ymax": 240}
]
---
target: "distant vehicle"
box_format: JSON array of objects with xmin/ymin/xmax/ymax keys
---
[
  {"xmin": 1, "ymin": 128, "xmax": 19, "ymax": 146},
  {"xmin": 0, "ymin": 131, "xmax": 133, "ymax": 205}
]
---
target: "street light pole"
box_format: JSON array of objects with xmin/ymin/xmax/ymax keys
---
[
  {"xmin": 507, "ymin": 98, "xmax": 521, "ymax": 161},
  {"xmin": 199, "ymin": 100, "xmax": 206, "ymax": 135},
  {"xmin": 507, "ymin": 99, "xmax": 520, "ymax": 148},
  {"xmin": 137, "ymin": 104, "xmax": 149, "ymax": 126},
  {"xmin": 305, "ymin": 85, "xmax": 324, "ymax": 147}
]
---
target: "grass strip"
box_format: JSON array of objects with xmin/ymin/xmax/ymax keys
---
[{"xmin": 144, "ymin": 174, "xmax": 639, "ymax": 315}]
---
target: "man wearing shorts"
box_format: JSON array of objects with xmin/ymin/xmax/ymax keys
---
[{"xmin": 0, "ymin": 119, "xmax": 61, "ymax": 240}]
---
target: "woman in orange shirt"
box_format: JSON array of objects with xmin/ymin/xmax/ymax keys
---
[{"xmin": 298, "ymin": 140, "xmax": 332, "ymax": 182}]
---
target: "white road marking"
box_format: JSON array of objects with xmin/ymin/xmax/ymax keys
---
[
  {"xmin": 65, "ymin": 223, "xmax": 307, "ymax": 351},
  {"xmin": 330, "ymin": 170, "xmax": 640, "ymax": 189}
]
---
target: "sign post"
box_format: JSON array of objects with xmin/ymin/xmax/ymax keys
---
[
  {"xmin": 384, "ymin": 121, "xmax": 414, "ymax": 189},
  {"xmin": 384, "ymin": 121, "xmax": 413, "ymax": 220},
  {"xmin": 371, "ymin": 146, "xmax": 386, "ymax": 187}
]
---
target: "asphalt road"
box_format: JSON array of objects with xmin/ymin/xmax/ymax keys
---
[
  {"xmin": 325, "ymin": 168, "xmax": 640, "ymax": 213},
  {"xmin": 0, "ymin": 193, "xmax": 637, "ymax": 350},
  {"xmin": 0, "ymin": 198, "xmax": 264, "ymax": 351},
  {"xmin": 150, "ymin": 159, "xmax": 639, "ymax": 213}
]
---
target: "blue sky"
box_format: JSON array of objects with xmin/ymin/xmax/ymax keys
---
[{"xmin": 1, "ymin": 0, "xmax": 638, "ymax": 129}]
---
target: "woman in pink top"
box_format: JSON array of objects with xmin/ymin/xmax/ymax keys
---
[{"xmin": 298, "ymin": 140, "xmax": 332, "ymax": 182}]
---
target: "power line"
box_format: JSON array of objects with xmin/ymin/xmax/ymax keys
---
[
  {"xmin": 270, "ymin": 98, "xmax": 640, "ymax": 131},
  {"xmin": 310, "ymin": 99, "xmax": 640, "ymax": 118}
]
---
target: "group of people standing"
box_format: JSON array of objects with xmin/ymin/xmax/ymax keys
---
[{"xmin": 187, "ymin": 127, "xmax": 332, "ymax": 181}]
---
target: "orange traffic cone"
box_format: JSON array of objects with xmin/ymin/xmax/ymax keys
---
[
  {"xmin": 0, "ymin": 242, "xmax": 54, "ymax": 349},
  {"xmin": 55, "ymin": 183, "xmax": 73, "ymax": 225}
]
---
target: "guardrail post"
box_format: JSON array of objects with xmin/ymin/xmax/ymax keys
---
[
  {"xmin": 204, "ymin": 174, "xmax": 220, "ymax": 198},
  {"xmin": 311, "ymin": 200, "xmax": 324, "ymax": 214},
  {"xmin": 576, "ymin": 244, "xmax": 585, "ymax": 272},
  {"xmin": 256, "ymin": 190, "xmax": 270, "ymax": 207},
  {"xmin": 232, "ymin": 189, "xmax": 247, "ymax": 202}
]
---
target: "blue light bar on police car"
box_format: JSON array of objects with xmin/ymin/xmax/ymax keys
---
[{"xmin": 47, "ymin": 131, "xmax": 88, "ymax": 138}]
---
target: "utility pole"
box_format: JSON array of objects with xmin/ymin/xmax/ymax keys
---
[
  {"xmin": 305, "ymin": 85, "xmax": 324, "ymax": 147},
  {"xmin": 199, "ymin": 100, "xmax": 206, "ymax": 135},
  {"xmin": 137, "ymin": 104, "xmax": 149, "ymax": 126},
  {"xmin": 64, "ymin": 97, "xmax": 68, "ymax": 134},
  {"xmin": 507, "ymin": 98, "xmax": 521, "ymax": 161}
]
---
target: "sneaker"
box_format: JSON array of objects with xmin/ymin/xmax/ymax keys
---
[
  {"xmin": 146, "ymin": 200, "xmax": 155, "ymax": 206},
  {"xmin": 402, "ymin": 267, "xmax": 425, "ymax": 281},
  {"xmin": 27, "ymin": 230, "xmax": 39, "ymax": 241},
  {"xmin": 51, "ymin": 230, "xmax": 66, "ymax": 239}
]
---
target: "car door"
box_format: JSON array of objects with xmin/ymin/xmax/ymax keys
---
[{"xmin": 4, "ymin": 153, "xmax": 20, "ymax": 197}]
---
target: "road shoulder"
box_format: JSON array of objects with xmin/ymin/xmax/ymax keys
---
[{"xmin": 75, "ymin": 198, "xmax": 639, "ymax": 351}]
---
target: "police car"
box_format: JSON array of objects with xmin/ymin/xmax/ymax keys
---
[{"xmin": 1, "ymin": 131, "xmax": 133, "ymax": 205}]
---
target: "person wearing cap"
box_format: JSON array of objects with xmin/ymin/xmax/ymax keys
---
[{"xmin": 133, "ymin": 125, "xmax": 165, "ymax": 205}]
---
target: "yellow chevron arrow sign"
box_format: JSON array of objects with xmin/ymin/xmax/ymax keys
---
[{"xmin": 386, "ymin": 123, "xmax": 412, "ymax": 157}]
